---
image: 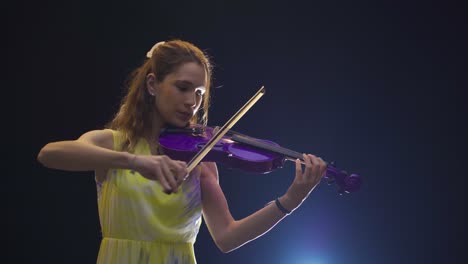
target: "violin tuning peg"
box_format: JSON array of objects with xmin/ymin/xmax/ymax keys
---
[{"xmin": 330, "ymin": 161, "xmax": 336, "ymax": 167}]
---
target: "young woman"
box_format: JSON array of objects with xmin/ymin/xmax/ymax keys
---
[{"xmin": 37, "ymin": 39, "xmax": 326, "ymax": 263}]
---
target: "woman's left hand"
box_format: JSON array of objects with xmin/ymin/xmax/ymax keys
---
[{"xmin": 282, "ymin": 154, "xmax": 327, "ymax": 210}]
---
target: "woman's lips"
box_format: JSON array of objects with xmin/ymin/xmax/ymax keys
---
[{"xmin": 176, "ymin": 111, "xmax": 192, "ymax": 120}]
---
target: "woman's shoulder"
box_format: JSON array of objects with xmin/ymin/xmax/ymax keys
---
[{"xmin": 77, "ymin": 129, "xmax": 117, "ymax": 150}]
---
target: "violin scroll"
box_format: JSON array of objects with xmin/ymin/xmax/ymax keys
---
[{"xmin": 324, "ymin": 162, "xmax": 362, "ymax": 194}]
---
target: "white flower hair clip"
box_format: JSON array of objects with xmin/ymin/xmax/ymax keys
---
[{"xmin": 146, "ymin": 41, "xmax": 166, "ymax": 58}]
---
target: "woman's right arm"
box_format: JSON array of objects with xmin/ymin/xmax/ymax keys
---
[
  {"xmin": 37, "ymin": 129, "xmax": 188, "ymax": 192},
  {"xmin": 37, "ymin": 129, "xmax": 133, "ymax": 172}
]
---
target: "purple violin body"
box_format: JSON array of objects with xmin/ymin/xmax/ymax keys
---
[
  {"xmin": 160, "ymin": 126, "xmax": 285, "ymax": 173},
  {"xmin": 159, "ymin": 125, "xmax": 361, "ymax": 194}
]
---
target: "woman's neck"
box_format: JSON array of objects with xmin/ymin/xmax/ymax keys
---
[
  {"xmin": 148, "ymin": 112, "xmax": 166, "ymax": 141},
  {"xmin": 144, "ymin": 128, "xmax": 162, "ymax": 155}
]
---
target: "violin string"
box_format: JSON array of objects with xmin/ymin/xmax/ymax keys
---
[{"xmin": 231, "ymin": 134, "xmax": 304, "ymax": 160}]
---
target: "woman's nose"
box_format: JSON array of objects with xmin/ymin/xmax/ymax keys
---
[{"xmin": 184, "ymin": 92, "xmax": 197, "ymax": 108}]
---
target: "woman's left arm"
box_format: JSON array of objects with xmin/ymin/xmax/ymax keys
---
[{"xmin": 200, "ymin": 154, "xmax": 325, "ymax": 253}]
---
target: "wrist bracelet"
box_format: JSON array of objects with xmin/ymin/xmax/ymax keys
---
[{"xmin": 275, "ymin": 198, "xmax": 291, "ymax": 215}]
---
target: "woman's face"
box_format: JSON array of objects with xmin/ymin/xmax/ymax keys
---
[{"xmin": 153, "ymin": 62, "xmax": 206, "ymax": 127}]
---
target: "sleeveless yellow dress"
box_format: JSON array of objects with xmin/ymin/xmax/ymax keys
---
[{"xmin": 96, "ymin": 130, "xmax": 202, "ymax": 264}]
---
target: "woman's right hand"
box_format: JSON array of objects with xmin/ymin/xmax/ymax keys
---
[{"xmin": 130, "ymin": 154, "xmax": 188, "ymax": 193}]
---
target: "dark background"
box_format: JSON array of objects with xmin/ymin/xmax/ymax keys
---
[{"xmin": 10, "ymin": 0, "xmax": 466, "ymax": 263}]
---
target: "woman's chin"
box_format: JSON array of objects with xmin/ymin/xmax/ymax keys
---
[{"xmin": 167, "ymin": 120, "xmax": 190, "ymax": 128}]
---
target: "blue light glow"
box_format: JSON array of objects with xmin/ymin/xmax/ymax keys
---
[{"xmin": 277, "ymin": 243, "xmax": 332, "ymax": 264}]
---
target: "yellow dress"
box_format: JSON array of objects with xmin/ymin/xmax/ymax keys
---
[{"xmin": 96, "ymin": 130, "xmax": 202, "ymax": 264}]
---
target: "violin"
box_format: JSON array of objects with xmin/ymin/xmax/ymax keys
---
[
  {"xmin": 159, "ymin": 86, "xmax": 361, "ymax": 194},
  {"xmin": 159, "ymin": 124, "xmax": 362, "ymax": 194}
]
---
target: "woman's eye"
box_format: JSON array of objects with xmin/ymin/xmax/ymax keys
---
[{"xmin": 178, "ymin": 86, "xmax": 189, "ymax": 92}]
